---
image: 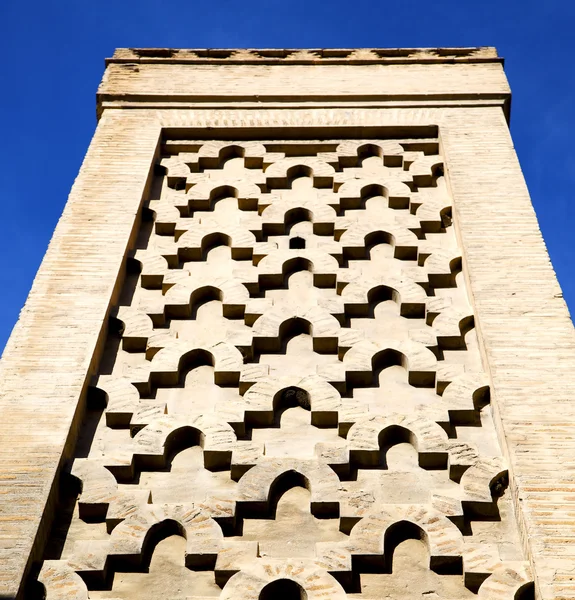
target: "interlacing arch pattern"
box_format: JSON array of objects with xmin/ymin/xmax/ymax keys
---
[{"xmin": 34, "ymin": 136, "xmax": 532, "ymax": 600}]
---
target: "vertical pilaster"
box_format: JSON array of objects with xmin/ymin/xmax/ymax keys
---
[
  {"xmin": 0, "ymin": 111, "xmax": 160, "ymax": 597},
  {"xmin": 443, "ymin": 107, "xmax": 575, "ymax": 600}
]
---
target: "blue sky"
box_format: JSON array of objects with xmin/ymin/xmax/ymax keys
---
[{"xmin": 0, "ymin": 0, "xmax": 573, "ymax": 351}]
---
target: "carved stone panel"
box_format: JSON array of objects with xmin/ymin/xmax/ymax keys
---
[{"xmin": 34, "ymin": 134, "xmax": 532, "ymax": 600}]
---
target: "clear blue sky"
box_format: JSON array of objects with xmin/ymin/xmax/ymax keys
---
[{"xmin": 0, "ymin": 0, "xmax": 573, "ymax": 351}]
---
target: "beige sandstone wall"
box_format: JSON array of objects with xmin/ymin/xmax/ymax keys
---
[{"xmin": 0, "ymin": 49, "xmax": 572, "ymax": 600}]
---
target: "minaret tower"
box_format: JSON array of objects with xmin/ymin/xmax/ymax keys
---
[{"xmin": 1, "ymin": 48, "xmax": 572, "ymax": 600}]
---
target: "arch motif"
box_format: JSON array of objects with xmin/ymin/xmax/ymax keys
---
[
  {"xmin": 220, "ymin": 562, "xmax": 347, "ymax": 600},
  {"xmin": 237, "ymin": 459, "xmax": 341, "ymax": 514},
  {"xmin": 108, "ymin": 504, "xmax": 223, "ymax": 568},
  {"xmin": 164, "ymin": 276, "xmax": 250, "ymax": 318},
  {"xmin": 261, "ymin": 201, "xmax": 337, "ymax": 235},
  {"xmin": 341, "ymin": 275, "xmax": 427, "ymax": 317},
  {"xmin": 340, "ymin": 222, "xmax": 419, "ymax": 260},
  {"xmin": 335, "ymin": 140, "xmax": 405, "ymax": 167},
  {"xmin": 337, "ymin": 178, "xmax": 412, "ymax": 210},
  {"xmin": 177, "ymin": 224, "xmax": 256, "ymax": 260},
  {"xmin": 252, "ymin": 306, "xmax": 341, "ymax": 353},
  {"xmin": 148, "ymin": 340, "xmax": 243, "ymax": 386},
  {"xmin": 197, "ymin": 141, "xmax": 267, "ymax": 169},
  {"xmin": 347, "ymin": 414, "xmax": 449, "ymax": 469},
  {"xmin": 185, "ymin": 180, "xmax": 262, "ymax": 212},
  {"xmin": 264, "ymin": 157, "xmax": 335, "ymax": 188},
  {"xmin": 243, "ymin": 374, "xmax": 341, "ymax": 416},
  {"xmin": 132, "ymin": 413, "xmax": 236, "ymax": 470},
  {"xmin": 343, "ymin": 339, "xmax": 437, "ymax": 387},
  {"xmin": 347, "ymin": 504, "xmax": 464, "ymax": 571},
  {"xmin": 255, "ymin": 249, "xmax": 340, "ymax": 289}
]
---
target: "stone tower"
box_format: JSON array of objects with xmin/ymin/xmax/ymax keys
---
[{"xmin": 1, "ymin": 48, "xmax": 573, "ymax": 600}]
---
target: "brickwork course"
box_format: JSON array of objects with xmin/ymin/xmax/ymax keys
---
[{"xmin": 0, "ymin": 47, "xmax": 573, "ymax": 600}]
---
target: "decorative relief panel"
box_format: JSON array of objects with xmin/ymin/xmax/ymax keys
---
[{"xmin": 34, "ymin": 135, "xmax": 532, "ymax": 599}]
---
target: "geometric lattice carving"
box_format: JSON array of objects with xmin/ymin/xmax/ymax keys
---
[{"xmin": 35, "ymin": 135, "xmax": 531, "ymax": 600}]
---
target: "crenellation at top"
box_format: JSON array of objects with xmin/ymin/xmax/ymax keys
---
[{"xmin": 107, "ymin": 47, "xmax": 501, "ymax": 65}]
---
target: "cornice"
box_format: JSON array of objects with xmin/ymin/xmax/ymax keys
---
[{"xmin": 98, "ymin": 47, "xmax": 509, "ymax": 121}]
